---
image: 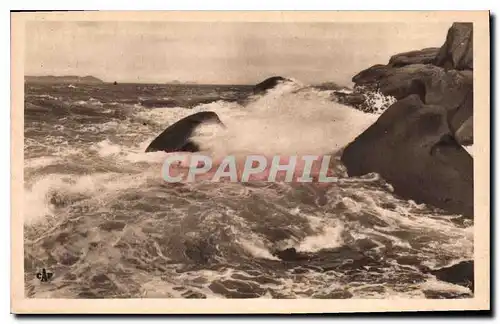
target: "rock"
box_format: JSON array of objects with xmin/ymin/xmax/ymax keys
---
[
  {"xmin": 351, "ymin": 64, "xmax": 473, "ymax": 139},
  {"xmin": 273, "ymin": 247, "xmax": 309, "ymax": 262},
  {"xmin": 145, "ymin": 111, "xmax": 225, "ymax": 153},
  {"xmin": 447, "ymin": 70, "xmax": 473, "ymax": 135},
  {"xmin": 389, "ymin": 47, "xmax": 440, "ymax": 67},
  {"xmin": 334, "ymin": 91, "xmax": 365, "ymax": 106},
  {"xmin": 430, "ymin": 261, "xmax": 474, "ymax": 291},
  {"xmin": 341, "ymin": 95, "xmax": 473, "ymax": 218},
  {"xmin": 181, "ymin": 290, "xmax": 206, "ymax": 299},
  {"xmin": 208, "ymin": 281, "xmax": 262, "ymax": 298},
  {"xmin": 434, "ymin": 23, "xmax": 473, "ymax": 70},
  {"xmin": 455, "ymin": 116, "xmax": 473, "ymax": 146},
  {"xmin": 353, "ymin": 64, "xmax": 471, "ymax": 107},
  {"xmin": 253, "ymin": 76, "xmax": 293, "ymax": 94},
  {"xmin": 352, "ymin": 64, "xmax": 392, "ymax": 86}
]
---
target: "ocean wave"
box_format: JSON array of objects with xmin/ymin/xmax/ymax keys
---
[{"xmin": 23, "ymin": 80, "xmax": 473, "ymax": 299}]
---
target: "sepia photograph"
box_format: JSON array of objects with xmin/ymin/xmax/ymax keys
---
[{"xmin": 10, "ymin": 11, "xmax": 490, "ymax": 313}]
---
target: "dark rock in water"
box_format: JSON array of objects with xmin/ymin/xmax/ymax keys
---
[
  {"xmin": 145, "ymin": 111, "xmax": 224, "ymax": 153},
  {"xmin": 208, "ymin": 281, "xmax": 262, "ymax": 298},
  {"xmin": 434, "ymin": 22, "xmax": 473, "ymax": 71},
  {"xmin": 388, "ymin": 47, "xmax": 440, "ymax": 67},
  {"xmin": 341, "ymin": 95, "xmax": 473, "ymax": 218},
  {"xmin": 430, "ymin": 261, "xmax": 474, "ymax": 291},
  {"xmin": 253, "ymin": 76, "xmax": 293, "ymax": 94},
  {"xmin": 273, "ymin": 247, "xmax": 309, "ymax": 262},
  {"xmin": 182, "ymin": 290, "xmax": 207, "ymax": 299}
]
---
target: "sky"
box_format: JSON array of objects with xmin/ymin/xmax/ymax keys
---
[{"xmin": 24, "ymin": 21, "xmax": 453, "ymax": 86}]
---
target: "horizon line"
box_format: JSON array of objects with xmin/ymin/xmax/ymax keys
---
[{"xmin": 24, "ymin": 74, "xmax": 352, "ymax": 87}]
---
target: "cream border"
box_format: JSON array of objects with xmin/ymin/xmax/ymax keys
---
[{"xmin": 11, "ymin": 10, "xmax": 490, "ymax": 314}]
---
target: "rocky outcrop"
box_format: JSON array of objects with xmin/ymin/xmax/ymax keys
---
[
  {"xmin": 341, "ymin": 95, "xmax": 473, "ymax": 218},
  {"xmin": 352, "ymin": 65, "xmax": 473, "ymax": 136},
  {"xmin": 349, "ymin": 22, "xmax": 474, "ymax": 146},
  {"xmin": 389, "ymin": 47, "xmax": 440, "ymax": 67},
  {"xmin": 145, "ymin": 111, "xmax": 225, "ymax": 153},
  {"xmin": 253, "ymin": 76, "xmax": 293, "ymax": 94},
  {"xmin": 434, "ymin": 23, "xmax": 473, "ymax": 71}
]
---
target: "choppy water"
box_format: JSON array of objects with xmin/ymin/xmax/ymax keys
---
[{"xmin": 24, "ymin": 81, "xmax": 473, "ymax": 299}]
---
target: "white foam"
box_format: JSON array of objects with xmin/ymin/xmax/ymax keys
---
[
  {"xmin": 25, "ymin": 156, "xmax": 60, "ymax": 169},
  {"xmin": 92, "ymin": 139, "xmax": 122, "ymax": 157},
  {"xmin": 419, "ymin": 277, "xmax": 471, "ymax": 295},
  {"xmin": 238, "ymin": 238, "xmax": 280, "ymax": 260},
  {"xmin": 24, "ymin": 172, "xmax": 152, "ymax": 225},
  {"xmin": 296, "ymin": 224, "xmax": 344, "ymax": 252},
  {"xmin": 190, "ymin": 82, "xmax": 380, "ymax": 158}
]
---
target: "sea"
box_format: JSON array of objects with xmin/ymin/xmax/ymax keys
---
[{"xmin": 23, "ymin": 80, "xmax": 474, "ymax": 299}]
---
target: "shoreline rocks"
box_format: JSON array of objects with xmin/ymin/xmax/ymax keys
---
[
  {"xmin": 341, "ymin": 22, "xmax": 474, "ymax": 218},
  {"xmin": 341, "ymin": 95, "xmax": 473, "ymax": 217}
]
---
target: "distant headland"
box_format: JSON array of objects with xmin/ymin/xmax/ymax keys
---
[{"xmin": 25, "ymin": 75, "xmax": 104, "ymax": 84}]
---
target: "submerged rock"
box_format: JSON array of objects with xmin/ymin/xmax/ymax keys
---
[
  {"xmin": 145, "ymin": 111, "xmax": 224, "ymax": 153},
  {"xmin": 341, "ymin": 95, "xmax": 473, "ymax": 218}
]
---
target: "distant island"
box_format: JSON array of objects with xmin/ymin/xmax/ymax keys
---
[{"xmin": 25, "ymin": 75, "xmax": 104, "ymax": 84}]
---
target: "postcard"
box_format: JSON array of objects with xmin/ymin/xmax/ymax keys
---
[{"xmin": 11, "ymin": 10, "xmax": 490, "ymax": 314}]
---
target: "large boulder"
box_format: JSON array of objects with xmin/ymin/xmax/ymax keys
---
[
  {"xmin": 145, "ymin": 111, "xmax": 225, "ymax": 153},
  {"xmin": 388, "ymin": 47, "xmax": 440, "ymax": 67},
  {"xmin": 341, "ymin": 95, "xmax": 473, "ymax": 218},
  {"xmin": 434, "ymin": 22, "xmax": 473, "ymax": 71}
]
